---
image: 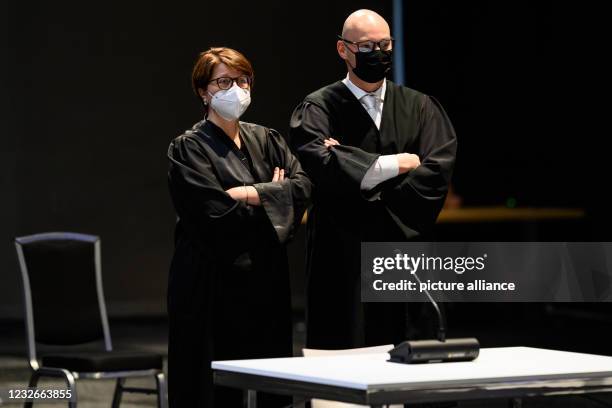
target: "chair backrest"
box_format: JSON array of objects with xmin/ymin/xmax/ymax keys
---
[
  {"xmin": 303, "ymin": 345, "xmax": 401, "ymax": 408},
  {"xmin": 15, "ymin": 232, "xmax": 112, "ymax": 370}
]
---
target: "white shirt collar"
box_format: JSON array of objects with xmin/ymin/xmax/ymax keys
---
[{"xmin": 341, "ymin": 73, "xmax": 386, "ymax": 102}]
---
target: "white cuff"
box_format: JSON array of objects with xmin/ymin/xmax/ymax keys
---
[{"xmin": 360, "ymin": 154, "xmax": 400, "ymax": 191}]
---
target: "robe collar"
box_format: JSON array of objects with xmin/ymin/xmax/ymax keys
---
[{"xmin": 196, "ymin": 119, "xmax": 266, "ymax": 184}]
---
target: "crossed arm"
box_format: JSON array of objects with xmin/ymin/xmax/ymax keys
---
[{"xmin": 225, "ymin": 167, "xmax": 285, "ymax": 206}]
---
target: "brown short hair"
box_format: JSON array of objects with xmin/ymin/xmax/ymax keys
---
[{"xmin": 192, "ymin": 47, "xmax": 254, "ymax": 100}]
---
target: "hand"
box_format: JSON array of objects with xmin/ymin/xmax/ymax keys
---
[
  {"xmin": 396, "ymin": 153, "xmax": 421, "ymax": 174},
  {"xmin": 324, "ymin": 137, "xmax": 340, "ymax": 149},
  {"xmin": 271, "ymin": 167, "xmax": 285, "ymax": 182}
]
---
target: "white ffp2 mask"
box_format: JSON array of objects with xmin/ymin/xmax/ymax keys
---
[{"xmin": 208, "ymin": 83, "xmax": 251, "ymax": 121}]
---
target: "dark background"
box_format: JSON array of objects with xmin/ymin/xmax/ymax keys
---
[
  {"xmin": 2, "ymin": 1, "xmax": 609, "ymax": 353},
  {"xmin": 1, "ymin": 0, "xmax": 390, "ymax": 318}
]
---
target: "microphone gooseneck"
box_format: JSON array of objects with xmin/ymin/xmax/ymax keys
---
[
  {"xmin": 410, "ymin": 271, "xmax": 446, "ymax": 342},
  {"xmin": 388, "ymin": 249, "xmax": 479, "ymax": 364}
]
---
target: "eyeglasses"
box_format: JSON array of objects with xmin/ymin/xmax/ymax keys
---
[
  {"xmin": 208, "ymin": 75, "xmax": 252, "ymax": 90},
  {"xmin": 338, "ymin": 35, "xmax": 394, "ymax": 53}
]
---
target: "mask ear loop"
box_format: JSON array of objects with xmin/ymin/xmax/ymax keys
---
[
  {"xmin": 200, "ymin": 90, "xmax": 212, "ymax": 118},
  {"xmin": 340, "ymin": 39, "xmax": 359, "ymax": 71},
  {"xmin": 203, "ymin": 100, "xmax": 210, "ymax": 118}
]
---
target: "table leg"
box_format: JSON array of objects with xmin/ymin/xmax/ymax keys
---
[
  {"xmin": 508, "ymin": 397, "xmax": 522, "ymax": 408},
  {"xmin": 245, "ymin": 389, "xmax": 257, "ymax": 408}
]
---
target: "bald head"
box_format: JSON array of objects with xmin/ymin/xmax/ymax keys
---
[
  {"xmin": 341, "ymin": 9, "xmax": 390, "ymax": 42},
  {"xmin": 337, "ymin": 9, "xmax": 393, "ymax": 88}
]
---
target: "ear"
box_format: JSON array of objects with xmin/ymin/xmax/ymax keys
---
[
  {"xmin": 198, "ymin": 89, "xmax": 210, "ymax": 106},
  {"xmin": 337, "ymin": 40, "xmax": 348, "ymax": 60}
]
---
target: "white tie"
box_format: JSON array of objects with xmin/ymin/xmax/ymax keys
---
[{"xmin": 361, "ymin": 93, "xmax": 378, "ymax": 120}]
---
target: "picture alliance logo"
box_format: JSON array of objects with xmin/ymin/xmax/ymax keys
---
[{"xmin": 371, "ymin": 253, "xmax": 488, "ymax": 275}]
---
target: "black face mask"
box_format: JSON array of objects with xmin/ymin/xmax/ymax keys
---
[{"xmin": 350, "ymin": 49, "xmax": 393, "ymax": 83}]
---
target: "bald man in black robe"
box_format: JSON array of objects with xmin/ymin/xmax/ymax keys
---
[{"xmin": 289, "ymin": 9, "xmax": 457, "ymax": 349}]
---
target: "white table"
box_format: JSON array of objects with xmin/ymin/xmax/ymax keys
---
[{"xmin": 212, "ymin": 347, "xmax": 612, "ymax": 407}]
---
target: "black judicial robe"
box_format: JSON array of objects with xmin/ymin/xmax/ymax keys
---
[
  {"xmin": 289, "ymin": 80, "xmax": 457, "ymax": 349},
  {"xmin": 166, "ymin": 119, "xmax": 311, "ymax": 407}
]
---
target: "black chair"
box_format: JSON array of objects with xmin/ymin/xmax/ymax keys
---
[{"xmin": 15, "ymin": 232, "xmax": 167, "ymax": 408}]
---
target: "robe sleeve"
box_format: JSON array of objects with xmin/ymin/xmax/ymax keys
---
[
  {"xmin": 252, "ymin": 128, "xmax": 312, "ymax": 244},
  {"xmin": 380, "ymin": 95, "xmax": 457, "ymax": 233},
  {"xmin": 167, "ymin": 135, "xmax": 260, "ymax": 252},
  {"xmin": 289, "ymin": 101, "xmax": 380, "ymax": 200}
]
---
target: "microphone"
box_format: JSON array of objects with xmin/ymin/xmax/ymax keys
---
[{"xmin": 387, "ymin": 250, "xmax": 480, "ymax": 364}]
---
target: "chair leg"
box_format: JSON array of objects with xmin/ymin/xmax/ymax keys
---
[
  {"xmin": 111, "ymin": 378, "xmax": 125, "ymax": 408},
  {"xmin": 154, "ymin": 372, "xmax": 168, "ymax": 408},
  {"xmin": 24, "ymin": 368, "xmax": 77, "ymax": 408},
  {"xmin": 246, "ymin": 390, "xmax": 257, "ymax": 408},
  {"xmin": 24, "ymin": 370, "xmax": 41, "ymax": 408},
  {"xmin": 68, "ymin": 383, "xmax": 77, "ymax": 408},
  {"xmin": 62, "ymin": 370, "xmax": 77, "ymax": 408}
]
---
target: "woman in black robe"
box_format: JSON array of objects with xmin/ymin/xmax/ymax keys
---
[{"xmin": 166, "ymin": 47, "xmax": 311, "ymax": 407}]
